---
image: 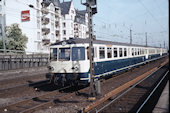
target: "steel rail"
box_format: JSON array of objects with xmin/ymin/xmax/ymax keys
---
[
  {"xmin": 82, "ymin": 58, "xmax": 169, "ymax": 113},
  {"xmin": 19, "ymin": 86, "xmax": 89, "ymax": 113},
  {"xmin": 95, "ymin": 63, "xmax": 169, "ymax": 113},
  {"xmin": 0, "ymin": 85, "xmax": 72, "ymax": 112},
  {"xmin": 136, "ymin": 70, "xmax": 169, "ymax": 113}
]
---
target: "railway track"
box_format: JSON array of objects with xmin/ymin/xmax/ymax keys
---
[
  {"xmin": 0, "ymin": 84, "xmax": 84, "ymax": 113},
  {"xmin": 0, "ymin": 73, "xmax": 47, "ymax": 90},
  {"xmin": 82, "ymin": 59, "xmax": 169, "ymax": 113},
  {"xmin": 0, "ymin": 80, "xmax": 50, "ymax": 92},
  {"xmin": 0, "ymin": 56, "xmax": 168, "ymax": 113}
]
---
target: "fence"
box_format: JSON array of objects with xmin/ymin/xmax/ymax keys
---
[{"xmin": 0, "ymin": 54, "xmax": 49, "ymax": 71}]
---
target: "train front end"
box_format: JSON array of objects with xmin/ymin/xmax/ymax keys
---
[{"xmin": 47, "ymin": 41, "xmax": 90, "ymax": 86}]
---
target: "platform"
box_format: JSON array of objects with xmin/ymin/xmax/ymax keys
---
[{"xmin": 152, "ymin": 81, "xmax": 169, "ymax": 113}]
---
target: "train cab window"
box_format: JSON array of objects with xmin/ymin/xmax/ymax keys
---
[
  {"xmin": 124, "ymin": 48, "xmax": 127, "ymax": 57},
  {"xmin": 72, "ymin": 47, "xmax": 85, "ymax": 61},
  {"xmin": 50, "ymin": 48, "xmax": 57, "ymax": 60},
  {"xmin": 114, "ymin": 48, "xmax": 118, "ymax": 57},
  {"xmin": 99, "ymin": 47, "xmax": 105, "ymax": 59},
  {"xmin": 59, "ymin": 48, "xmax": 70, "ymax": 61},
  {"xmin": 119, "ymin": 48, "xmax": 123, "ymax": 57},
  {"xmin": 107, "ymin": 47, "xmax": 112, "ymax": 58}
]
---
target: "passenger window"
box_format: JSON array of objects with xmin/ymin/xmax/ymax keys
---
[
  {"xmin": 72, "ymin": 47, "xmax": 85, "ymax": 61},
  {"xmin": 119, "ymin": 48, "xmax": 123, "ymax": 57},
  {"xmin": 139, "ymin": 49, "xmax": 142, "ymax": 55},
  {"xmin": 135, "ymin": 48, "xmax": 137, "ymax": 55},
  {"xmin": 124, "ymin": 48, "xmax": 127, "ymax": 57},
  {"xmin": 132, "ymin": 48, "xmax": 134, "ymax": 56},
  {"xmin": 142, "ymin": 49, "xmax": 144, "ymax": 54},
  {"xmin": 99, "ymin": 47, "xmax": 105, "ymax": 59},
  {"xmin": 114, "ymin": 48, "xmax": 118, "ymax": 57},
  {"xmin": 107, "ymin": 47, "xmax": 112, "ymax": 58},
  {"xmin": 138, "ymin": 48, "xmax": 140, "ymax": 55}
]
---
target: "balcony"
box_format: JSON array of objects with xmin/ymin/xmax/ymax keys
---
[
  {"xmin": 74, "ymin": 27, "xmax": 78, "ymax": 30},
  {"xmin": 41, "ymin": 17, "xmax": 50, "ymax": 25},
  {"xmin": 42, "ymin": 38, "xmax": 50, "ymax": 45},
  {"xmin": 55, "ymin": 15, "xmax": 59, "ymax": 19},
  {"xmin": 55, "ymin": 21, "xmax": 59, "ymax": 28},
  {"xmin": 41, "ymin": 8, "xmax": 49, "ymax": 15},
  {"xmin": 42, "ymin": 28, "xmax": 50, "ymax": 35}
]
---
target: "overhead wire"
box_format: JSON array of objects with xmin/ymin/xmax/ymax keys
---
[{"xmin": 137, "ymin": 0, "xmax": 166, "ymax": 31}]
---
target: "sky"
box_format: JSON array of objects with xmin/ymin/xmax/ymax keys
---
[{"xmin": 73, "ymin": 0, "xmax": 169, "ymax": 48}]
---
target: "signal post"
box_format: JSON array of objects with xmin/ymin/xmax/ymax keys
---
[{"xmin": 81, "ymin": 0, "xmax": 99, "ymax": 100}]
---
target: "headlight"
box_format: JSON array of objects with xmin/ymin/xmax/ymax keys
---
[{"xmin": 48, "ymin": 66, "xmax": 54, "ymax": 71}]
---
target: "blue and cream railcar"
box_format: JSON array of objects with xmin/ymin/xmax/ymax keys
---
[{"xmin": 47, "ymin": 38, "xmax": 167, "ymax": 85}]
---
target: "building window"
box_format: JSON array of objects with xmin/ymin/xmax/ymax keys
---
[
  {"xmin": 63, "ymin": 37, "xmax": 66, "ymax": 40},
  {"xmin": 71, "ymin": 10, "xmax": 74, "ymax": 14},
  {"xmin": 63, "ymin": 22, "xmax": 66, "ymax": 28},
  {"xmin": 119, "ymin": 48, "xmax": 123, "ymax": 57},
  {"xmin": 107, "ymin": 47, "xmax": 112, "ymax": 58},
  {"xmin": 63, "ymin": 30, "xmax": 66, "ymax": 35},
  {"xmin": 99, "ymin": 47, "xmax": 105, "ymax": 59}
]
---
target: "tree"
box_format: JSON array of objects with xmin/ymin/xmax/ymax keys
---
[{"xmin": 0, "ymin": 23, "xmax": 28, "ymax": 51}]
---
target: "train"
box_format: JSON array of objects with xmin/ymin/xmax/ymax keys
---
[{"xmin": 46, "ymin": 38, "xmax": 168, "ymax": 86}]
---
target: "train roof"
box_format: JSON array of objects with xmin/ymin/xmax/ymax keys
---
[{"xmin": 51, "ymin": 38, "xmax": 161, "ymax": 48}]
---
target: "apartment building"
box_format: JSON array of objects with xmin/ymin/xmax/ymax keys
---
[
  {"xmin": 60, "ymin": 0, "xmax": 88, "ymax": 40},
  {"xmin": 0, "ymin": 0, "xmax": 6, "ymax": 35},
  {"xmin": 2, "ymin": 0, "xmax": 88, "ymax": 54}
]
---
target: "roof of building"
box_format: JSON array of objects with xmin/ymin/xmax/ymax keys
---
[
  {"xmin": 51, "ymin": 38, "xmax": 159, "ymax": 48},
  {"xmin": 42, "ymin": 0, "xmax": 60, "ymax": 7},
  {"xmin": 75, "ymin": 10, "xmax": 86, "ymax": 24},
  {"xmin": 51, "ymin": 0, "xmax": 60, "ymax": 7},
  {"xmin": 60, "ymin": 1, "xmax": 72, "ymax": 15}
]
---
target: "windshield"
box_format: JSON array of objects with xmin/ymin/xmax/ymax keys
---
[
  {"xmin": 59, "ymin": 48, "xmax": 70, "ymax": 61},
  {"xmin": 50, "ymin": 48, "xmax": 57, "ymax": 60},
  {"xmin": 72, "ymin": 47, "xmax": 85, "ymax": 61}
]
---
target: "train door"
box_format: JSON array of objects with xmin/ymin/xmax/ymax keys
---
[
  {"xmin": 145, "ymin": 49, "xmax": 149, "ymax": 59},
  {"xmin": 160, "ymin": 48, "xmax": 163, "ymax": 56}
]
